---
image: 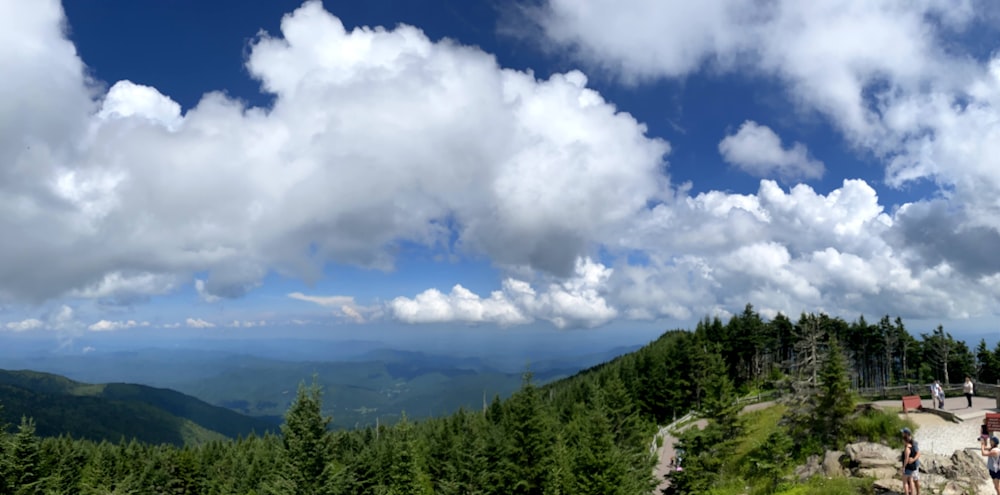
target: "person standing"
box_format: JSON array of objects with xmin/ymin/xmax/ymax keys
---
[
  {"xmin": 964, "ymin": 377, "xmax": 975, "ymax": 408},
  {"xmin": 901, "ymin": 428, "xmax": 921, "ymax": 495},
  {"xmin": 933, "ymin": 380, "xmax": 945, "ymax": 409},
  {"xmin": 981, "ymin": 435, "xmax": 1000, "ymax": 495}
]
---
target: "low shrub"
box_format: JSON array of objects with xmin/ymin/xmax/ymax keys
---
[{"xmin": 846, "ymin": 406, "xmax": 914, "ymax": 447}]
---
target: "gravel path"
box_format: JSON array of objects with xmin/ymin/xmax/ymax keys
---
[
  {"xmin": 907, "ymin": 413, "xmax": 983, "ymax": 456},
  {"xmin": 872, "ymin": 395, "xmax": 999, "ymax": 456}
]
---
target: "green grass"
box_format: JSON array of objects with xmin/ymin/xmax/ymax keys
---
[
  {"xmin": 733, "ymin": 404, "xmax": 787, "ymax": 460},
  {"xmin": 688, "ymin": 403, "xmax": 898, "ymax": 495},
  {"xmin": 846, "ymin": 406, "xmax": 914, "ymax": 448},
  {"xmin": 772, "ymin": 477, "xmax": 873, "ymax": 495}
]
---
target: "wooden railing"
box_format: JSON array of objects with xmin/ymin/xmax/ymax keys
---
[
  {"xmin": 734, "ymin": 390, "xmax": 780, "ymax": 406},
  {"xmin": 855, "ymin": 381, "xmax": 1000, "ymax": 401}
]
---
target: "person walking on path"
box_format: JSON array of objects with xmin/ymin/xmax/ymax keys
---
[
  {"xmin": 964, "ymin": 376, "xmax": 974, "ymax": 408},
  {"xmin": 932, "ymin": 380, "xmax": 945, "ymax": 409},
  {"xmin": 981, "ymin": 435, "xmax": 1000, "ymax": 494}
]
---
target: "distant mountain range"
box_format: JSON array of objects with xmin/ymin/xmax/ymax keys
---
[
  {"xmin": 0, "ymin": 343, "xmax": 642, "ymax": 430},
  {"xmin": 0, "ymin": 369, "xmax": 277, "ymax": 445}
]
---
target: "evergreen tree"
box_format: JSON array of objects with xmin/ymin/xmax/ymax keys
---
[
  {"xmin": 0, "ymin": 410, "xmax": 8, "ymax": 495},
  {"xmin": 978, "ymin": 339, "xmax": 1000, "ymax": 383},
  {"xmin": 382, "ymin": 414, "xmax": 432, "ymax": 495},
  {"xmin": 815, "ymin": 337, "xmax": 854, "ymax": 446},
  {"xmin": 502, "ymin": 373, "xmax": 553, "ymax": 495},
  {"xmin": 544, "ymin": 431, "xmax": 574, "ymax": 495},
  {"xmin": 8, "ymin": 417, "xmax": 41, "ymax": 495},
  {"xmin": 696, "ymin": 344, "xmax": 740, "ymax": 428},
  {"xmin": 278, "ymin": 380, "xmax": 335, "ymax": 495}
]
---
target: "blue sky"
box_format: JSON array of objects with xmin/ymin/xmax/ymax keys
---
[{"xmin": 3, "ymin": 0, "xmax": 1000, "ymax": 348}]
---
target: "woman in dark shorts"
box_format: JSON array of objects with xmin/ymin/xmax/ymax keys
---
[
  {"xmin": 981, "ymin": 435, "xmax": 1000, "ymax": 495},
  {"xmin": 900, "ymin": 428, "xmax": 920, "ymax": 495}
]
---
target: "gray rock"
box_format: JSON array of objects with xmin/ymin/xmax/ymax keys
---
[
  {"xmin": 855, "ymin": 466, "xmax": 898, "ymax": 480},
  {"xmin": 872, "ymin": 478, "xmax": 904, "ymax": 494},
  {"xmin": 918, "ymin": 452, "xmax": 953, "ymax": 475},
  {"xmin": 793, "ymin": 454, "xmax": 822, "ymax": 481},
  {"xmin": 918, "ymin": 472, "xmax": 948, "ymax": 490},
  {"xmin": 823, "ymin": 450, "xmax": 846, "ymax": 477},
  {"xmin": 947, "ymin": 449, "xmax": 988, "ymax": 480},
  {"xmin": 845, "ymin": 442, "xmax": 901, "ymax": 468}
]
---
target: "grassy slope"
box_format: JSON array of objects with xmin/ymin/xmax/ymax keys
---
[
  {"xmin": 702, "ymin": 404, "xmax": 877, "ymax": 495},
  {"xmin": 0, "ymin": 369, "xmax": 275, "ymax": 445}
]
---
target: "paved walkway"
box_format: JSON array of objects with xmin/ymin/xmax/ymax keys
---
[{"xmin": 873, "ymin": 395, "xmax": 999, "ymax": 457}]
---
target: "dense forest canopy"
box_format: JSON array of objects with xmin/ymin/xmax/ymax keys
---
[{"xmin": 1, "ymin": 305, "xmax": 997, "ymax": 494}]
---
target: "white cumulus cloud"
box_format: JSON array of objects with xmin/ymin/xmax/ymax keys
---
[
  {"xmin": 719, "ymin": 121, "xmax": 824, "ymax": 181},
  {"xmin": 5, "ymin": 0, "xmax": 1000, "ymax": 330},
  {"xmin": 4, "ymin": 318, "xmax": 44, "ymax": 332},
  {"xmin": 88, "ymin": 319, "xmax": 149, "ymax": 332},
  {"xmin": 391, "ymin": 258, "xmax": 617, "ymax": 328},
  {"xmin": 0, "ymin": 0, "xmax": 667, "ymax": 306},
  {"xmin": 185, "ymin": 318, "xmax": 216, "ymax": 329}
]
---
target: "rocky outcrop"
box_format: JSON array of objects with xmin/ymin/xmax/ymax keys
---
[
  {"xmin": 822, "ymin": 450, "xmax": 847, "ymax": 477},
  {"xmin": 843, "ymin": 442, "xmax": 994, "ymax": 494},
  {"xmin": 947, "ymin": 449, "xmax": 989, "ymax": 480},
  {"xmin": 845, "ymin": 442, "xmax": 900, "ymax": 468},
  {"xmin": 792, "ymin": 454, "xmax": 822, "ymax": 481}
]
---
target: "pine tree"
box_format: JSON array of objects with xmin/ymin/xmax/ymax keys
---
[
  {"xmin": 382, "ymin": 413, "xmax": 432, "ymax": 495},
  {"xmin": 816, "ymin": 337, "xmax": 854, "ymax": 446},
  {"xmin": 8, "ymin": 417, "xmax": 41, "ymax": 495},
  {"xmin": 0, "ymin": 409, "xmax": 8, "ymax": 495},
  {"xmin": 696, "ymin": 344, "xmax": 740, "ymax": 428},
  {"xmin": 502, "ymin": 373, "xmax": 553, "ymax": 495},
  {"xmin": 278, "ymin": 380, "xmax": 335, "ymax": 495},
  {"xmin": 978, "ymin": 339, "xmax": 999, "ymax": 383}
]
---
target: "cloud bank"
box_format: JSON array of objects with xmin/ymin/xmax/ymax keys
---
[{"xmin": 3, "ymin": 0, "xmax": 1000, "ymax": 329}]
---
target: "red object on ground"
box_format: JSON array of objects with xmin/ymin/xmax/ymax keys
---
[{"xmin": 901, "ymin": 395, "xmax": 922, "ymax": 412}]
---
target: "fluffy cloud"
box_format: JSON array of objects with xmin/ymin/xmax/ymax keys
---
[
  {"xmin": 719, "ymin": 121, "xmax": 824, "ymax": 181},
  {"xmin": 185, "ymin": 318, "xmax": 216, "ymax": 329},
  {"xmin": 535, "ymin": 0, "xmax": 999, "ymax": 200},
  {"xmin": 227, "ymin": 320, "xmax": 268, "ymax": 328},
  {"xmin": 6, "ymin": 0, "xmax": 1000, "ymax": 330},
  {"xmin": 88, "ymin": 319, "xmax": 149, "ymax": 332},
  {"xmin": 5, "ymin": 318, "xmax": 44, "ymax": 332},
  {"xmin": 391, "ymin": 258, "xmax": 617, "ymax": 328},
  {"xmin": 3, "ymin": 305, "xmax": 80, "ymax": 333},
  {"xmin": 0, "ymin": 0, "xmax": 666, "ymax": 307},
  {"xmin": 530, "ymin": 0, "xmax": 1000, "ymax": 323}
]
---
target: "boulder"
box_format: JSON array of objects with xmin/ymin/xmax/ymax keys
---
[
  {"xmin": 846, "ymin": 442, "xmax": 900, "ymax": 468},
  {"xmin": 855, "ymin": 466, "xmax": 898, "ymax": 480},
  {"xmin": 918, "ymin": 452, "xmax": 953, "ymax": 476},
  {"xmin": 823, "ymin": 450, "xmax": 846, "ymax": 477},
  {"xmin": 793, "ymin": 454, "xmax": 822, "ymax": 481},
  {"xmin": 947, "ymin": 449, "xmax": 988, "ymax": 480},
  {"xmin": 872, "ymin": 478, "xmax": 905, "ymax": 494},
  {"xmin": 938, "ymin": 479, "xmax": 991, "ymax": 495},
  {"xmin": 917, "ymin": 472, "xmax": 948, "ymax": 490}
]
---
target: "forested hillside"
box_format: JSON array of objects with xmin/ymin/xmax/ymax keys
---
[
  {"xmin": 0, "ymin": 370, "xmax": 277, "ymax": 446},
  {"xmin": 1, "ymin": 305, "xmax": 997, "ymax": 494}
]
